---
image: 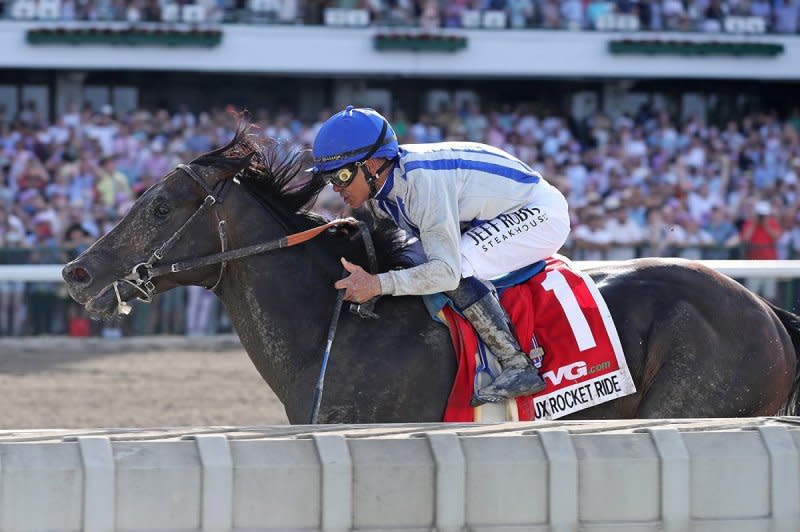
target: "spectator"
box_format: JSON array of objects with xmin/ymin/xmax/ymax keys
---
[
  {"xmin": 604, "ymin": 196, "xmax": 645, "ymax": 260},
  {"xmin": 750, "ymin": 0, "xmax": 772, "ymax": 22},
  {"xmin": 508, "ymin": 0, "xmax": 534, "ymax": 27},
  {"xmin": 643, "ymin": 207, "xmax": 677, "ymax": 256},
  {"xmin": 409, "ymin": 113, "xmax": 442, "ymax": 143},
  {"xmin": 141, "ymin": 140, "xmax": 171, "ymax": 179},
  {"xmin": 463, "ymin": 103, "xmax": 488, "ymax": 143},
  {"xmin": 676, "ymin": 216, "xmax": 713, "ymax": 260},
  {"xmin": 662, "ymin": 0, "xmax": 688, "ymax": 29},
  {"xmin": 84, "ymin": 105, "xmax": 118, "ymax": 156},
  {"xmin": 17, "ymin": 158, "xmax": 49, "ymax": 193},
  {"xmin": 704, "ymin": 205, "xmax": 740, "ymax": 259},
  {"xmin": 62, "ymin": 101, "xmax": 81, "ymax": 129},
  {"xmin": 0, "ymin": 207, "xmax": 27, "ymax": 336},
  {"xmin": 442, "ymin": 0, "xmax": 469, "ymax": 27},
  {"xmin": 774, "ymin": 0, "xmax": 800, "ymax": 34},
  {"xmin": 572, "ymin": 208, "xmax": 611, "ymax": 259},
  {"xmin": 702, "ymin": 0, "xmax": 727, "ymax": 31},
  {"xmin": 383, "ymin": 109, "xmax": 404, "ymax": 141},
  {"xmin": 18, "ymin": 100, "xmax": 42, "ymax": 129},
  {"xmin": 585, "ymin": 0, "xmax": 612, "ymax": 28},
  {"xmin": 63, "ymin": 223, "xmax": 92, "ymax": 259},
  {"xmin": 96, "ymin": 156, "xmax": 132, "ymax": 208},
  {"xmin": 186, "ymin": 286, "xmax": 217, "ymax": 336},
  {"xmin": 728, "ymin": 0, "xmax": 751, "ymax": 16},
  {"xmin": 741, "ymin": 200, "xmax": 782, "ymax": 300},
  {"xmin": 639, "ymin": 0, "xmax": 660, "ymax": 29},
  {"xmin": 27, "ymin": 220, "xmax": 65, "ymax": 335},
  {"xmin": 419, "ymin": 0, "xmax": 440, "ymax": 30},
  {"xmin": 687, "ymin": 182, "xmax": 717, "ymax": 223},
  {"xmin": 561, "ymin": 0, "xmax": 583, "ymax": 28},
  {"xmin": 534, "ymin": 0, "xmax": 557, "ymax": 27},
  {"xmin": 67, "ymin": 158, "xmax": 97, "ymax": 208},
  {"xmin": 158, "ymin": 286, "xmax": 187, "ymax": 335}
]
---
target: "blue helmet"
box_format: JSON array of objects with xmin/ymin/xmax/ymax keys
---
[{"xmin": 311, "ymin": 106, "xmax": 398, "ymax": 174}]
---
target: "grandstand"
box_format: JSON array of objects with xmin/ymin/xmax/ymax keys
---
[{"xmin": 0, "ymin": 0, "xmax": 797, "ymax": 335}]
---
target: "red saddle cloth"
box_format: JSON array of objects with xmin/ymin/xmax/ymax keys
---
[{"xmin": 442, "ymin": 256, "xmax": 635, "ymax": 422}]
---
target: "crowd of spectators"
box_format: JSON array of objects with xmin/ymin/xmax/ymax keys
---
[
  {"xmin": 334, "ymin": 0, "xmax": 800, "ymax": 33},
  {"xmin": 1, "ymin": 95, "xmax": 800, "ymax": 335},
  {"xmin": 4, "ymin": 0, "xmax": 799, "ymax": 34}
]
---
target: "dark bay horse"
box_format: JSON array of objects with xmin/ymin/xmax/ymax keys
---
[{"xmin": 62, "ymin": 129, "xmax": 800, "ymax": 423}]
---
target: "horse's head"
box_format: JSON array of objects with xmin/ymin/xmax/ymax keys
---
[{"xmin": 62, "ymin": 130, "xmax": 257, "ymax": 319}]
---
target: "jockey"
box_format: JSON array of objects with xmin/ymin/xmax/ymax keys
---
[{"xmin": 311, "ymin": 106, "xmax": 571, "ymax": 405}]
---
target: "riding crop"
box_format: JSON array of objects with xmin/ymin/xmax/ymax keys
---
[{"xmin": 309, "ymin": 270, "xmax": 346, "ymax": 424}]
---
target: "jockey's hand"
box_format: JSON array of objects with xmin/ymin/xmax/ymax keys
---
[{"xmin": 335, "ymin": 257, "xmax": 381, "ymax": 303}]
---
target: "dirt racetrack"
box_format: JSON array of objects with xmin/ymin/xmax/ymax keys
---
[{"xmin": 0, "ymin": 335, "xmax": 289, "ymax": 429}]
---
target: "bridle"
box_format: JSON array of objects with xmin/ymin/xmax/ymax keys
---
[
  {"xmin": 112, "ymin": 163, "xmax": 230, "ymax": 314},
  {"xmin": 110, "ymin": 162, "xmax": 369, "ymax": 316}
]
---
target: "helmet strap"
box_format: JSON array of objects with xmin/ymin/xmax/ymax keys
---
[
  {"xmin": 360, "ymin": 157, "xmax": 396, "ymax": 199},
  {"xmin": 361, "ymin": 120, "xmax": 389, "ymax": 161}
]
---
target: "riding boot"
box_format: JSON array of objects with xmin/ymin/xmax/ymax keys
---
[{"xmin": 446, "ymin": 277, "xmax": 546, "ymax": 406}]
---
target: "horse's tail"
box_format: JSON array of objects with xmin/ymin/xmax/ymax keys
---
[{"xmin": 764, "ymin": 299, "xmax": 800, "ymax": 415}]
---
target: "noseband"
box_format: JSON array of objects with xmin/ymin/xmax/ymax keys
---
[{"xmin": 113, "ymin": 163, "xmax": 230, "ymax": 314}]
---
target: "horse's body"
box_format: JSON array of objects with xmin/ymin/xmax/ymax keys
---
[{"xmin": 62, "ymin": 130, "xmax": 800, "ymax": 423}]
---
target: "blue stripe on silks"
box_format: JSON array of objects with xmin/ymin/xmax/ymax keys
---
[
  {"xmin": 396, "ymin": 197, "xmax": 419, "ymax": 237},
  {"xmin": 378, "ymin": 199, "xmax": 401, "ymax": 226},
  {"xmin": 375, "ymin": 169, "xmax": 395, "ymax": 200},
  {"xmin": 404, "ymin": 158, "xmax": 540, "ymax": 184},
  {"xmin": 403, "ymin": 145, "xmax": 526, "ymax": 166}
]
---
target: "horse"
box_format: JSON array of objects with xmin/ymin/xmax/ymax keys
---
[{"xmin": 63, "ymin": 127, "xmax": 800, "ymax": 424}]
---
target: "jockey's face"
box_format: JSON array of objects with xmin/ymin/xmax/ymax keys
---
[{"xmin": 332, "ymin": 164, "xmax": 370, "ymax": 209}]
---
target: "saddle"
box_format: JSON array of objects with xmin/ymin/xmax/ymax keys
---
[{"xmin": 427, "ymin": 255, "xmax": 637, "ymax": 422}]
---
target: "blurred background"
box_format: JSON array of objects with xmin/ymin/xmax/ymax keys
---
[{"xmin": 0, "ymin": 0, "xmax": 798, "ymax": 337}]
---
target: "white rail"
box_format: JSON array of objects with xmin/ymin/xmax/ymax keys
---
[
  {"xmin": 0, "ymin": 265, "xmax": 66, "ymax": 281},
  {"xmin": 576, "ymin": 259, "xmax": 800, "ymax": 279},
  {"xmin": 21, "ymin": 260, "xmax": 800, "ymax": 282},
  {"xmin": 0, "ymin": 419, "xmax": 798, "ymax": 531}
]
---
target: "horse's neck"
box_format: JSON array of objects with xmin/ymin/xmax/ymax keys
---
[
  {"xmin": 214, "ymin": 190, "xmax": 337, "ymax": 404},
  {"xmin": 209, "ymin": 187, "xmax": 457, "ymax": 423}
]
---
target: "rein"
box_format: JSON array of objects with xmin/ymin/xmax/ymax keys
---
[{"xmin": 150, "ymin": 216, "xmax": 352, "ymax": 277}]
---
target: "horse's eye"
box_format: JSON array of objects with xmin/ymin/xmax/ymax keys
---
[{"xmin": 154, "ymin": 203, "xmax": 170, "ymax": 218}]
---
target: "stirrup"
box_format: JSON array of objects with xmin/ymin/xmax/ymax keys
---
[{"xmin": 471, "ymin": 365, "xmax": 546, "ymax": 407}]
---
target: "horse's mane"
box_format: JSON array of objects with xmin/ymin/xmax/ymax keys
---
[{"xmin": 191, "ymin": 123, "xmax": 413, "ymax": 273}]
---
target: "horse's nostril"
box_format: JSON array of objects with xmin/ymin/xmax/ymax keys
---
[{"xmin": 69, "ymin": 266, "xmax": 92, "ymax": 284}]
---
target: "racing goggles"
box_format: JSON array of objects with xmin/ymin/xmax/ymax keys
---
[{"xmin": 320, "ymin": 162, "xmax": 361, "ymax": 188}]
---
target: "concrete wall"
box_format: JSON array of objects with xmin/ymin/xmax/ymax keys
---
[
  {"xmin": 0, "ymin": 22, "xmax": 799, "ymax": 80},
  {"xmin": 1, "ymin": 418, "xmax": 799, "ymax": 531}
]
